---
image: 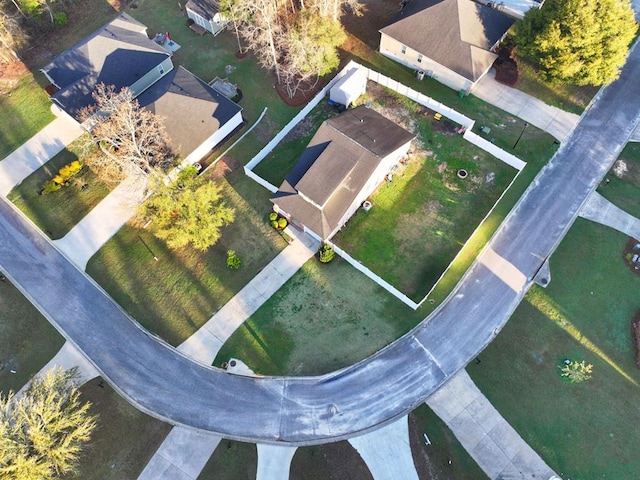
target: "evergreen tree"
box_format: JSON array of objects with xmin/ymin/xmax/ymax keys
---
[{"xmin": 514, "ymin": 0, "xmax": 637, "ymax": 86}]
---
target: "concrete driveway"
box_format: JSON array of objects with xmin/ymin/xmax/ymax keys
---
[
  {"xmin": 472, "ymin": 69, "xmax": 579, "ymax": 142},
  {"xmin": 0, "ymin": 105, "xmax": 83, "ymax": 196}
]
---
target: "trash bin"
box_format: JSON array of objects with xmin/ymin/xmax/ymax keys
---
[{"xmin": 417, "ymin": 70, "xmax": 425, "ymax": 81}]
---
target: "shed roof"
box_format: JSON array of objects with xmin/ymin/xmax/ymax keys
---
[
  {"xmin": 41, "ymin": 13, "xmax": 170, "ymax": 119},
  {"xmin": 185, "ymin": 0, "xmax": 220, "ymax": 19},
  {"xmin": 271, "ymin": 106, "xmax": 414, "ymax": 239},
  {"xmin": 380, "ymin": 0, "xmax": 515, "ymax": 81},
  {"xmin": 137, "ymin": 66, "xmax": 242, "ymax": 158}
]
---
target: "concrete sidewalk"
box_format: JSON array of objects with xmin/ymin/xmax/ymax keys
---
[
  {"xmin": 580, "ymin": 191, "xmax": 640, "ymax": 240},
  {"xmin": 53, "ymin": 176, "xmax": 147, "ymax": 270},
  {"xmin": 137, "ymin": 427, "xmax": 221, "ymax": 480},
  {"xmin": 256, "ymin": 444, "xmax": 298, "ymax": 480},
  {"xmin": 427, "ymin": 370, "xmax": 559, "ymax": 480},
  {"xmin": 348, "ymin": 416, "xmax": 419, "ymax": 480},
  {"xmin": 472, "ymin": 70, "xmax": 579, "ymax": 143},
  {"xmin": 0, "ymin": 106, "xmax": 84, "ymax": 196},
  {"xmin": 178, "ymin": 227, "xmax": 319, "ymax": 364}
]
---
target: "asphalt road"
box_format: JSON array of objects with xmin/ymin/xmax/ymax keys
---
[{"xmin": 1, "ymin": 44, "xmax": 640, "ymax": 446}]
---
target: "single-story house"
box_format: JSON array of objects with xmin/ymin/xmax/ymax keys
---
[
  {"xmin": 185, "ymin": 0, "xmax": 228, "ymax": 36},
  {"xmin": 41, "ymin": 12, "xmax": 173, "ymax": 120},
  {"xmin": 379, "ymin": 0, "xmax": 515, "ymax": 92},
  {"xmin": 271, "ymin": 106, "xmax": 415, "ymax": 242},
  {"xmin": 137, "ymin": 66, "xmax": 243, "ymax": 164}
]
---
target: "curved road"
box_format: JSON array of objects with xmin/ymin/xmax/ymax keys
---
[{"xmin": 1, "ymin": 45, "xmax": 640, "ymax": 446}]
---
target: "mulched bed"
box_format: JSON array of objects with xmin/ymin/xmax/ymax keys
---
[
  {"xmin": 494, "ymin": 44, "xmax": 519, "ymax": 87},
  {"xmin": 622, "ymin": 237, "xmax": 640, "ymax": 275}
]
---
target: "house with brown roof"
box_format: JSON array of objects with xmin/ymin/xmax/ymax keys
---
[
  {"xmin": 379, "ymin": 0, "xmax": 515, "ymax": 92},
  {"xmin": 271, "ymin": 106, "xmax": 415, "ymax": 242},
  {"xmin": 137, "ymin": 66, "xmax": 242, "ymax": 164},
  {"xmin": 41, "ymin": 13, "xmax": 174, "ymax": 120}
]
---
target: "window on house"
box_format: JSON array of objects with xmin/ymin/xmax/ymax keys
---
[
  {"xmin": 157, "ymin": 65, "xmax": 165, "ymax": 75},
  {"xmin": 401, "ymin": 45, "xmax": 407, "ymax": 54},
  {"xmin": 417, "ymin": 54, "xmax": 423, "ymax": 63}
]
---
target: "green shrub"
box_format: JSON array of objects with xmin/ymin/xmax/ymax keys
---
[
  {"xmin": 41, "ymin": 160, "xmax": 83, "ymax": 194},
  {"xmin": 41, "ymin": 180, "xmax": 62, "ymax": 195},
  {"xmin": 271, "ymin": 220, "xmax": 279, "ymax": 229},
  {"xmin": 277, "ymin": 217, "xmax": 288, "ymax": 229},
  {"xmin": 318, "ymin": 243, "xmax": 335, "ymax": 263},
  {"xmin": 226, "ymin": 250, "xmax": 242, "ymax": 269},
  {"xmin": 269, "ymin": 212, "xmax": 278, "ymax": 222},
  {"xmin": 53, "ymin": 12, "xmax": 68, "ymax": 25}
]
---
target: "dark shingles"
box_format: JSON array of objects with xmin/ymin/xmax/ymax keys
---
[
  {"xmin": 271, "ymin": 106, "xmax": 414, "ymax": 239},
  {"xmin": 41, "ymin": 13, "xmax": 170, "ymax": 118},
  {"xmin": 380, "ymin": 0, "xmax": 515, "ymax": 81},
  {"xmin": 185, "ymin": 0, "xmax": 220, "ymax": 20},
  {"xmin": 137, "ymin": 66, "xmax": 242, "ymax": 158}
]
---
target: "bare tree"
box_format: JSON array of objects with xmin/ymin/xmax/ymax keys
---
[
  {"xmin": 0, "ymin": 2, "xmax": 25, "ymax": 62},
  {"xmin": 80, "ymin": 84, "xmax": 174, "ymax": 183},
  {"xmin": 239, "ymin": 0, "xmax": 284, "ymax": 83}
]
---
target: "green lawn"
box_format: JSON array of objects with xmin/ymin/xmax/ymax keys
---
[
  {"xmin": 65, "ymin": 377, "xmax": 171, "ymax": 480},
  {"xmin": 0, "ymin": 279, "xmax": 65, "ymax": 393},
  {"xmin": 214, "ymin": 256, "xmax": 426, "ymax": 375},
  {"xmin": 597, "ymin": 142, "xmax": 640, "ymax": 218},
  {"xmin": 468, "ymin": 219, "xmax": 640, "ymax": 479},
  {"xmin": 0, "ymin": 74, "xmax": 55, "ymax": 160},
  {"xmin": 198, "ymin": 440, "xmax": 256, "ymax": 480},
  {"xmin": 87, "ymin": 174, "xmax": 287, "ymax": 346},
  {"xmin": 330, "ymin": 85, "xmax": 517, "ymax": 300},
  {"xmin": 8, "ymin": 137, "xmax": 111, "ymax": 239},
  {"xmin": 410, "ymin": 405, "xmax": 488, "ymax": 480}
]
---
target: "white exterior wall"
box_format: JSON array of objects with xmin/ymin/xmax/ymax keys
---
[
  {"xmin": 130, "ymin": 57, "xmax": 174, "ymax": 97},
  {"xmin": 187, "ymin": 8, "xmax": 227, "ymax": 35},
  {"xmin": 328, "ymin": 140, "xmax": 412, "ymax": 239},
  {"xmin": 379, "ymin": 33, "xmax": 473, "ymax": 92},
  {"xmin": 184, "ymin": 110, "xmax": 243, "ymax": 164}
]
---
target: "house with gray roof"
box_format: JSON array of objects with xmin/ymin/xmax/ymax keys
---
[
  {"xmin": 185, "ymin": 0, "xmax": 228, "ymax": 35},
  {"xmin": 379, "ymin": 0, "xmax": 515, "ymax": 92},
  {"xmin": 137, "ymin": 66, "xmax": 243, "ymax": 164},
  {"xmin": 41, "ymin": 13, "xmax": 173, "ymax": 120},
  {"xmin": 271, "ymin": 106, "xmax": 415, "ymax": 241}
]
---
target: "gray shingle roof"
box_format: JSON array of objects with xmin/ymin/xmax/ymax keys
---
[
  {"xmin": 185, "ymin": 0, "xmax": 220, "ymax": 20},
  {"xmin": 137, "ymin": 66, "xmax": 242, "ymax": 159},
  {"xmin": 41, "ymin": 13, "xmax": 170, "ymax": 118},
  {"xmin": 380, "ymin": 0, "xmax": 515, "ymax": 81},
  {"xmin": 271, "ymin": 106, "xmax": 414, "ymax": 240}
]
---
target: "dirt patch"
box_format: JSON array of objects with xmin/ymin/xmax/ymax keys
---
[
  {"xmin": 207, "ymin": 157, "xmax": 240, "ymax": 180},
  {"xmin": 252, "ymin": 114, "xmax": 281, "ymax": 144},
  {"xmin": 0, "ymin": 60, "xmax": 29, "ymax": 91},
  {"xmin": 275, "ymin": 75, "xmax": 328, "ymax": 107},
  {"xmin": 622, "ymin": 237, "xmax": 640, "ymax": 275}
]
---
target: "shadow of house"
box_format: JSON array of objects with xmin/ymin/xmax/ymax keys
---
[
  {"xmin": 137, "ymin": 66, "xmax": 243, "ymax": 165},
  {"xmin": 40, "ymin": 13, "xmax": 173, "ymax": 121},
  {"xmin": 185, "ymin": 0, "xmax": 228, "ymax": 36},
  {"xmin": 271, "ymin": 106, "xmax": 415, "ymax": 242},
  {"xmin": 379, "ymin": 0, "xmax": 514, "ymax": 93}
]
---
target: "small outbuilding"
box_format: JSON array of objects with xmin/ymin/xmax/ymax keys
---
[
  {"xmin": 185, "ymin": 0, "xmax": 228, "ymax": 36},
  {"xmin": 329, "ymin": 66, "xmax": 368, "ymax": 108}
]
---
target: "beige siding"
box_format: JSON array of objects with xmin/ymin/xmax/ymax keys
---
[
  {"xmin": 130, "ymin": 57, "xmax": 174, "ymax": 97},
  {"xmin": 329, "ymin": 140, "xmax": 412, "ymax": 239},
  {"xmin": 379, "ymin": 33, "xmax": 472, "ymax": 92}
]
